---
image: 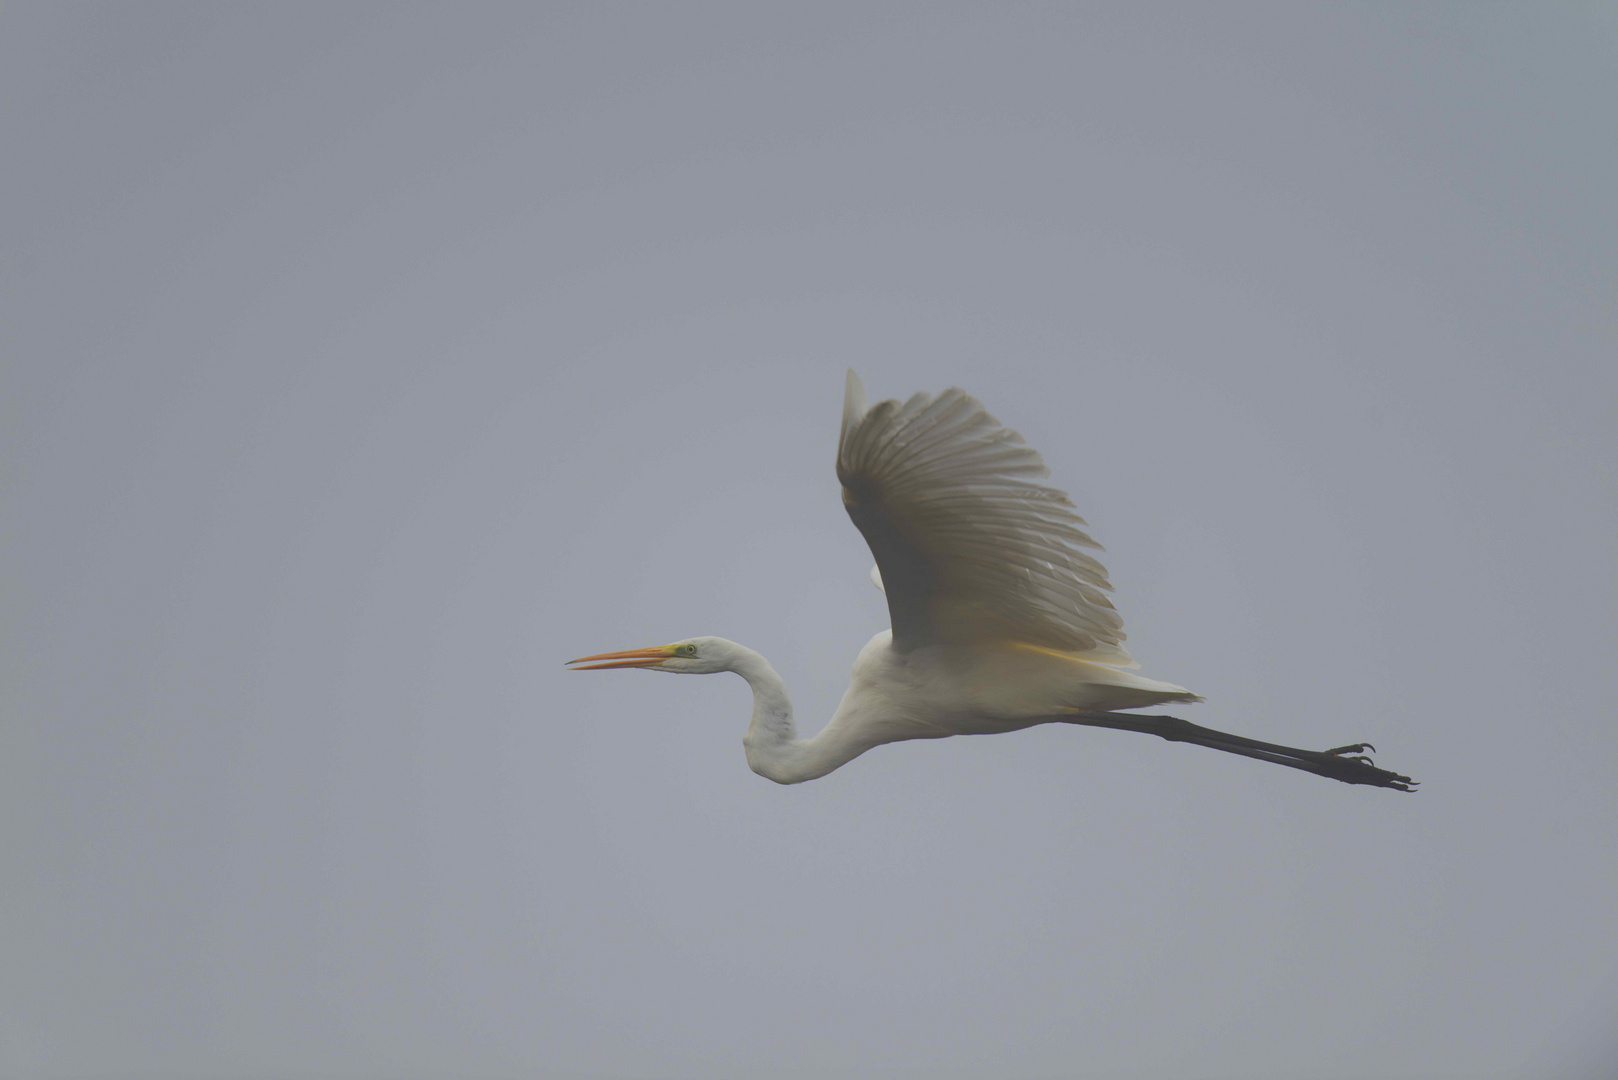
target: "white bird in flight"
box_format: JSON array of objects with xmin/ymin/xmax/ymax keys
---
[{"xmin": 569, "ymin": 372, "xmax": 1415, "ymax": 792}]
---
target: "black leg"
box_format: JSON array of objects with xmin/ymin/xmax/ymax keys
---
[{"xmin": 1059, "ymin": 711, "xmax": 1418, "ymax": 792}]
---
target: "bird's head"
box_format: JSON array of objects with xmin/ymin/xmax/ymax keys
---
[{"xmin": 566, "ymin": 636, "xmax": 734, "ymax": 675}]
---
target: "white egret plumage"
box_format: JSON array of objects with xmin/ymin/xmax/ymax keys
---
[{"xmin": 569, "ymin": 372, "xmax": 1415, "ymax": 792}]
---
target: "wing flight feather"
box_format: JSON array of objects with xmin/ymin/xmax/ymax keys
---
[{"xmin": 836, "ymin": 370, "xmax": 1134, "ymax": 665}]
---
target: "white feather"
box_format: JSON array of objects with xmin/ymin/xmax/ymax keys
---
[{"xmin": 836, "ymin": 369, "xmax": 1136, "ymax": 667}]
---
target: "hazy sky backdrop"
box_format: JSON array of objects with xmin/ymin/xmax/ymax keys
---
[{"xmin": 4, "ymin": 5, "xmax": 1616, "ymax": 1079}]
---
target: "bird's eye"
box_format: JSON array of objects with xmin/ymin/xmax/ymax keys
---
[{"xmin": 685, "ymin": 644, "xmax": 697, "ymax": 655}]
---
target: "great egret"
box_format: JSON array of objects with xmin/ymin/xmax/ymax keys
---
[{"xmin": 569, "ymin": 372, "xmax": 1416, "ymax": 792}]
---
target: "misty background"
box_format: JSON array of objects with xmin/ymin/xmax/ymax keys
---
[{"xmin": 3, "ymin": 4, "xmax": 1616, "ymax": 1079}]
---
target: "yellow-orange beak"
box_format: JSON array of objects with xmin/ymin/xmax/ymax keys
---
[{"xmin": 565, "ymin": 644, "xmax": 678, "ymax": 671}]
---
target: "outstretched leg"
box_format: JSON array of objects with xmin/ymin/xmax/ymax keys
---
[{"xmin": 1060, "ymin": 711, "xmax": 1418, "ymax": 791}]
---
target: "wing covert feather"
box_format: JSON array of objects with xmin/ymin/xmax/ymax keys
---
[{"xmin": 836, "ymin": 370, "xmax": 1135, "ymax": 665}]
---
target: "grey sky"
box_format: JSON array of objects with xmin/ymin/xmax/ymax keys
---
[{"xmin": 3, "ymin": 4, "xmax": 1616, "ymax": 1079}]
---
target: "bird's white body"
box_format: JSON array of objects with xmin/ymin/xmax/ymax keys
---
[{"xmin": 727, "ymin": 631, "xmax": 1198, "ymax": 784}]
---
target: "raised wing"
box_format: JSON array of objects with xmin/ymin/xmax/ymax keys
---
[{"xmin": 836, "ymin": 370, "xmax": 1134, "ymax": 664}]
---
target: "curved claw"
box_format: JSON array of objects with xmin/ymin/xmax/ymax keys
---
[
  {"xmin": 1325, "ymin": 743, "xmax": 1375, "ymax": 757},
  {"xmin": 1308, "ymin": 745, "xmax": 1417, "ymax": 791}
]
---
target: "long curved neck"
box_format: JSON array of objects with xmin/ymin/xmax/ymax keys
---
[{"xmin": 725, "ymin": 644, "xmax": 870, "ymax": 785}]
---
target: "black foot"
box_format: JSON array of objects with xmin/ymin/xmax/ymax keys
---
[{"xmin": 1314, "ymin": 743, "xmax": 1418, "ymax": 792}]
